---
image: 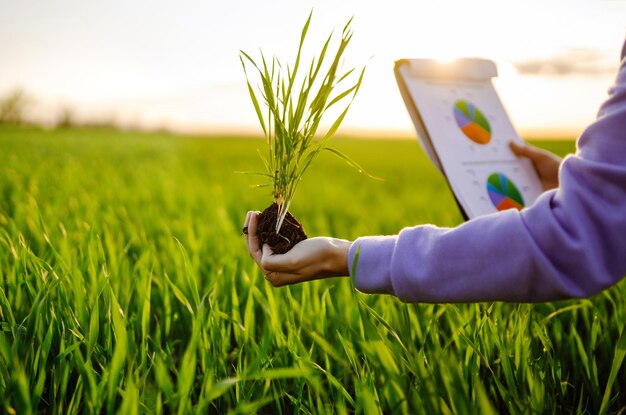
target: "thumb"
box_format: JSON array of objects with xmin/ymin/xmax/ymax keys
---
[
  {"xmin": 261, "ymin": 244, "xmax": 301, "ymax": 273},
  {"xmin": 261, "ymin": 244, "xmax": 282, "ymax": 271},
  {"xmin": 510, "ymin": 141, "xmax": 542, "ymax": 161}
]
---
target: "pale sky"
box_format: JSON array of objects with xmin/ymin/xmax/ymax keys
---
[{"xmin": 1, "ymin": 0, "xmax": 625, "ymax": 137}]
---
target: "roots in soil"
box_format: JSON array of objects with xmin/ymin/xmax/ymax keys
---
[{"xmin": 254, "ymin": 203, "xmax": 307, "ymax": 254}]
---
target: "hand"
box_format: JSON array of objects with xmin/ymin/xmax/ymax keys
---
[
  {"xmin": 510, "ymin": 141, "xmax": 562, "ymax": 190},
  {"xmin": 243, "ymin": 211, "xmax": 351, "ymax": 287}
]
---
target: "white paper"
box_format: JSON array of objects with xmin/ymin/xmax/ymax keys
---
[{"xmin": 395, "ymin": 59, "xmax": 544, "ymax": 219}]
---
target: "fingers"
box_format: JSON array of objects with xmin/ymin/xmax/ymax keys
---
[
  {"xmin": 260, "ymin": 244, "xmax": 298, "ymax": 273},
  {"xmin": 510, "ymin": 141, "xmax": 545, "ymax": 161},
  {"xmin": 243, "ymin": 210, "xmax": 305, "ymax": 286},
  {"xmin": 244, "ymin": 212, "xmax": 304, "ymax": 285},
  {"xmin": 245, "ymin": 211, "xmax": 263, "ymax": 265},
  {"xmin": 242, "ymin": 211, "xmax": 251, "ymax": 234},
  {"xmin": 260, "ymin": 244, "xmax": 308, "ymax": 286},
  {"xmin": 509, "ymin": 141, "xmax": 532, "ymax": 157},
  {"xmin": 265, "ymin": 271, "xmax": 303, "ymax": 287}
]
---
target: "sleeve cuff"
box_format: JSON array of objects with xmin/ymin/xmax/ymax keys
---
[{"xmin": 348, "ymin": 235, "xmax": 397, "ymax": 295}]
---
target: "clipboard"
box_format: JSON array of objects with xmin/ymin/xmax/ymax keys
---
[{"xmin": 394, "ymin": 58, "xmax": 544, "ymax": 220}]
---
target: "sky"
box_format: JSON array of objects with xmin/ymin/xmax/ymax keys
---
[{"xmin": 1, "ymin": 0, "xmax": 625, "ymax": 138}]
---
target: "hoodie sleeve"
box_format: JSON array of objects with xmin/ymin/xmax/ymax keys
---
[{"xmin": 348, "ymin": 39, "xmax": 626, "ymax": 303}]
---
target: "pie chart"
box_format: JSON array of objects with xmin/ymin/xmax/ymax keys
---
[
  {"xmin": 487, "ymin": 173, "xmax": 524, "ymax": 211},
  {"xmin": 453, "ymin": 100, "xmax": 491, "ymax": 144}
]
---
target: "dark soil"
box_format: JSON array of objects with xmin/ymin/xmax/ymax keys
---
[{"xmin": 248, "ymin": 203, "xmax": 307, "ymax": 254}]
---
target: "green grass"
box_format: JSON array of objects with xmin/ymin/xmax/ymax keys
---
[{"xmin": 0, "ymin": 125, "xmax": 624, "ymax": 414}]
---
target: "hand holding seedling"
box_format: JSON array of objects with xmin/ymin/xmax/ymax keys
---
[
  {"xmin": 510, "ymin": 141, "xmax": 561, "ymax": 190},
  {"xmin": 244, "ymin": 211, "xmax": 350, "ymax": 286}
]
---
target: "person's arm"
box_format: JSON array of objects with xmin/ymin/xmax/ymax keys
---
[
  {"xmin": 348, "ymin": 42, "xmax": 626, "ymax": 302},
  {"xmin": 246, "ymin": 40, "xmax": 626, "ymax": 302},
  {"xmin": 244, "ymin": 142, "xmax": 562, "ymax": 287}
]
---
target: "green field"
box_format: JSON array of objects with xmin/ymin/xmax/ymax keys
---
[{"xmin": 0, "ymin": 125, "xmax": 624, "ymax": 414}]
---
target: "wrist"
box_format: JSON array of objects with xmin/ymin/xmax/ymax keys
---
[{"xmin": 326, "ymin": 238, "xmax": 351, "ymax": 277}]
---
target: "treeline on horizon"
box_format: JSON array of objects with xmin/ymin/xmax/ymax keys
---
[
  {"xmin": 0, "ymin": 88, "xmax": 576, "ymax": 141},
  {"xmin": 0, "ymin": 88, "xmax": 159, "ymax": 133}
]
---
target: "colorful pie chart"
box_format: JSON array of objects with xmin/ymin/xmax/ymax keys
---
[
  {"xmin": 453, "ymin": 100, "xmax": 491, "ymax": 144},
  {"xmin": 487, "ymin": 173, "xmax": 525, "ymax": 211}
]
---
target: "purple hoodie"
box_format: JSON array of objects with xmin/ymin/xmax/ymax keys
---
[{"xmin": 348, "ymin": 39, "xmax": 626, "ymax": 303}]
